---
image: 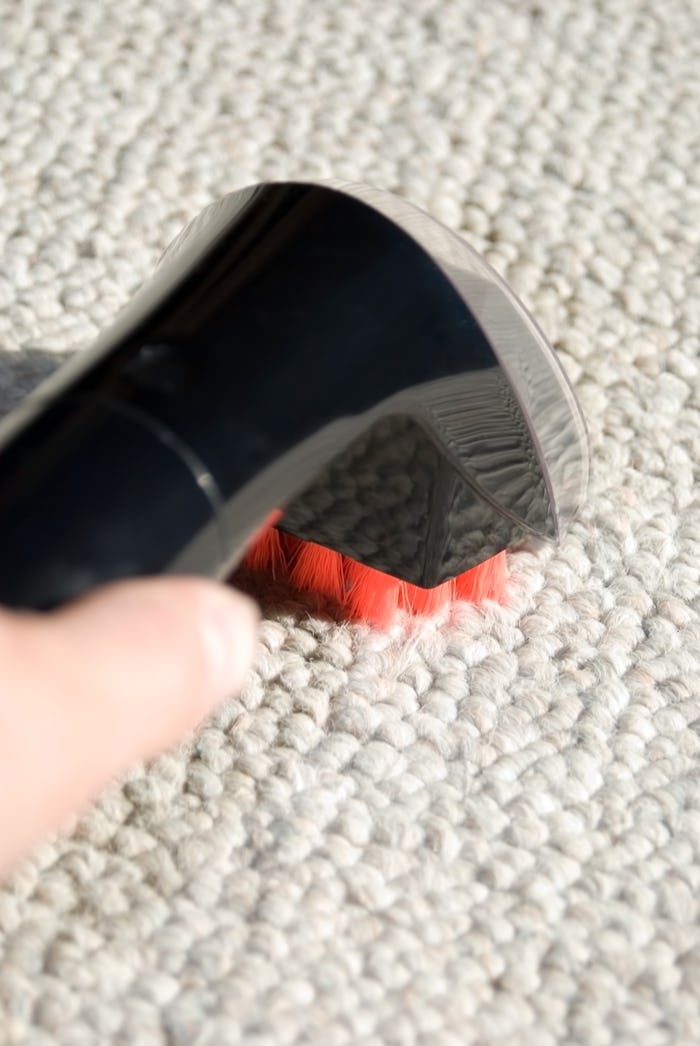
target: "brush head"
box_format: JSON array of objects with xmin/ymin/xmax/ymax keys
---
[
  {"xmin": 0, "ymin": 180, "xmax": 587, "ymax": 613},
  {"xmin": 241, "ymin": 519, "xmax": 508, "ymax": 627}
]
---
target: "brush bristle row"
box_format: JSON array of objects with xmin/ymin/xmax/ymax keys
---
[{"xmin": 242, "ymin": 520, "xmax": 508, "ymax": 627}]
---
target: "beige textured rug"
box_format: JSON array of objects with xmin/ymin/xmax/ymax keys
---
[{"xmin": 1, "ymin": 1, "xmax": 699, "ymax": 1042}]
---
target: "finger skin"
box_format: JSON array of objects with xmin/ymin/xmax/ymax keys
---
[{"xmin": 0, "ymin": 577, "xmax": 259, "ymax": 875}]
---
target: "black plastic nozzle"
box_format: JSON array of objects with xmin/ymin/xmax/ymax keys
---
[{"xmin": 0, "ymin": 182, "xmax": 589, "ymax": 609}]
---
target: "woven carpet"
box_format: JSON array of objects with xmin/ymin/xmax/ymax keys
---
[{"xmin": 1, "ymin": 1, "xmax": 699, "ymax": 1042}]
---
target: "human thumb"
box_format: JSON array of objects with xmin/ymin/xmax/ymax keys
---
[{"xmin": 0, "ymin": 577, "xmax": 259, "ymax": 869}]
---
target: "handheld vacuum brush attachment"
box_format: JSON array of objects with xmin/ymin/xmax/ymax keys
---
[{"xmin": 0, "ymin": 182, "xmax": 589, "ymax": 619}]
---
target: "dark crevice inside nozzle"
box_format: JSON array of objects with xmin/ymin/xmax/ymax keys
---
[{"xmin": 281, "ymin": 407, "xmax": 552, "ymax": 588}]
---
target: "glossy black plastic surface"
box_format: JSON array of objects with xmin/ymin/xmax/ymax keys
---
[{"xmin": 0, "ymin": 182, "xmax": 588, "ymax": 609}]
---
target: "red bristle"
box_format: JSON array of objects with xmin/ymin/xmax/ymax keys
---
[
  {"xmin": 453, "ymin": 550, "xmax": 508, "ymax": 603},
  {"xmin": 242, "ymin": 513, "xmax": 287, "ymax": 578},
  {"xmin": 344, "ymin": 558, "xmax": 403, "ymax": 628},
  {"xmin": 242, "ymin": 513, "xmax": 508, "ymax": 624},
  {"xmin": 289, "ymin": 539, "xmax": 346, "ymax": 604},
  {"xmin": 400, "ymin": 577, "xmax": 456, "ymax": 615},
  {"xmin": 278, "ymin": 529, "xmax": 307, "ymax": 563}
]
